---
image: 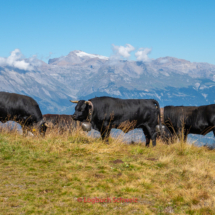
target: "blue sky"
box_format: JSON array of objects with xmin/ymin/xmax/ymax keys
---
[{"xmin": 1, "ymin": 0, "xmax": 215, "ymax": 64}]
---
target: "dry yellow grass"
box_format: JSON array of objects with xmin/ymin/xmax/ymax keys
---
[{"xmin": 0, "ymin": 127, "xmax": 215, "ymax": 214}]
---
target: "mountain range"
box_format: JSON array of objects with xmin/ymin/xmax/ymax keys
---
[{"xmin": 1, "ymin": 50, "xmax": 215, "ymax": 115}]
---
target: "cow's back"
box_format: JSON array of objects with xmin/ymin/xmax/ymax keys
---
[
  {"xmin": 164, "ymin": 106, "xmax": 197, "ymax": 125},
  {"xmin": 163, "ymin": 105, "xmax": 215, "ymax": 134},
  {"xmin": 90, "ymin": 96, "xmax": 159, "ymax": 128},
  {"xmin": 43, "ymin": 114, "xmax": 78, "ymax": 130},
  {"xmin": 0, "ymin": 92, "xmax": 42, "ymax": 123},
  {"xmin": 58, "ymin": 115, "xmax": 77, "ymax": 128}
]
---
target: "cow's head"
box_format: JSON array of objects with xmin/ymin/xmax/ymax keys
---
[
  {"xmin": 32, "ymin": 119, "xmax": 48, "ymax": 136},
  {"xmin": 156, "ymin": 124, "xmax": 172, "ymax": 143},
  {"xmin": 70, "ymin": 100, "xmax": 93, "ymax": 122}
]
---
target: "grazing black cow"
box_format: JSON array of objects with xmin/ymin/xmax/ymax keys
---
[
  {"xmin": 71, "ymin": 96, "xmax": 161, "ymax": 146},
  {"xmin": 0, "ymin": 92, "xmax": 47, "ymax": 135},
  {"xmin": 157, "ymin": 105, "xmax": 215, "ymax": 142},
  {"xmin": 43, "ymin": 114, "xmax": 80, "ymax": 133}
]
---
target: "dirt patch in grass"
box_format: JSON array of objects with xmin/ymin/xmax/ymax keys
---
[{"xmin": 110, "ymin": 159, "xmax": 124, "ymax": 164}]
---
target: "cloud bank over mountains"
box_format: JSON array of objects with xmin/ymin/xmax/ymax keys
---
[{"xmin": 0, "ymin": 44, "xmax": 152, "ymax": 71}]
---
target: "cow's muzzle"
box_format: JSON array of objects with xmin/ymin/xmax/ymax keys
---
[{"xmin": 71, "ymin": 114, "xmax": 77, "ymax": 120}]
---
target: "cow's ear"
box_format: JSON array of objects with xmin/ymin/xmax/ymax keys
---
[{"xmin": 85, "ymin": 101, "xmax": 92, "ymax": 107}]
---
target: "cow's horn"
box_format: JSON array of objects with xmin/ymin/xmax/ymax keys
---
[
  {"xmin": 70, "ymin": 100, "xmax": 79, "ymax": 103},
  {"xmin": 85, "ymin": 101, "xmax": 90, "ymax": 104},
  {"xmin": 44, "ymin": 123, "xmax": 50, "ymax": 127}
]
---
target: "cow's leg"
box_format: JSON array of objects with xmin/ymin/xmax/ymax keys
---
[
  {"xmin": 101, "ymin": 128, "xmax": 110, "ymax": 144},
  {"xmin": 142, "ymin": 127, "xmax": 151, "ymax": 147},
  {"xmin": 179, "ymin": 128, "xmax": 188, "ymax": 142},
  {"xmin": 148, "ymin": 126, "xmax": 157, "ymax": 147},
  {"xmin": 151, "ymin": 131, "xmax": 157, "ymax": 147},
  {"xmin": 212, "ymin": 128, "xmax": 215, "ymax": 137},
  {"xmin": 184, "ymin": 133, "xmax": 188, "ymax": 142},
  {"xmin": 143, "ymin": 125, "xmax": 157, "ymax": 147},
  {"xmin": 145, "ymin": 136, "xmax": 150, "ymax": 147}
]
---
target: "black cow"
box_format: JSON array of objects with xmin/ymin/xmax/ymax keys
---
[
  {"xmin": 71, "ymin": 96, "xmax": 161, "ymax": 146},
  {"xmin": 157, "ymin": 105, "xmax": 215, "ymax": 142},
  {"xmin": 43, "ymin": 114, "xmax": 80, "ymax": 133},
  {"xmin": 0, "ymin": 92, "xmax": 47, "ymax": 135}
]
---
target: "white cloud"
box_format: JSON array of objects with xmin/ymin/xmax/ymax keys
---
[
  {"xmin": 135, "ymin": 48, "xmax": 152, "ymax": 62},
  {"xmin": 112, "ymin": 44, "xmax": 135, "ymax": 59},
  {"xmin": 0, "ymin": 49, "xmax": 33, "ymax": 70}
]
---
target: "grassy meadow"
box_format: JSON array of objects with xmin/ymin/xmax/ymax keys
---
[{"xmin": 0, "ymin": 127, "xmax": 215, "ymax": 214}]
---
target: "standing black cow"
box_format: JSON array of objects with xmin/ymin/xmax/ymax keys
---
[
  {"xmin": 157, "ymin": 105, "xmax": 215, "ymax": 142},
  {"xmin": 0, "ymin": 92, "xmax": 47, "ymax": 135},
  {"xmin": 43, "ymin": 114, "xmax": 80, "ymax": 133},
  {"xmin": 71, "ymin": 96, "xmax": 161, "ymax": 146}
]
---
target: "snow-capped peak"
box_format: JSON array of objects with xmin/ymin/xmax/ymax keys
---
[{"xmin": 75, "ymin": 50, "xmax": 109, "ymax": 60}]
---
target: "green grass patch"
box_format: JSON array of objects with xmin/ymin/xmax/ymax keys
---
[{"xmin": 0, "ymin": 131, "xmax": 215, "ymax": 214}]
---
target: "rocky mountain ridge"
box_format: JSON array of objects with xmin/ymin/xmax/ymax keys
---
[{"xmin": 1, "ymin": 50, "xmax": 215, "ymax": 114}]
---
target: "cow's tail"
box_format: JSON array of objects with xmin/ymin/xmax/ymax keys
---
[{"xmin": 152, "ymin": 99, "xmax": 162, "ymax": 136}]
